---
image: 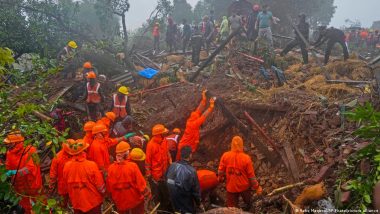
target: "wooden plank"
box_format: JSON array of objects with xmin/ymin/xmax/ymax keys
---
[
  {"xmin": 48, "ymin": 83, "xmax": 74, "ymax": 104},
  {"xmin": 110, "ymin": 72, "xmax": 132, "ymax": 82},
  {"xmin": 16, "ymin": 103, "xmax": 52, "ymax": 121},
  {"xmin": 283, "ymin": 141, "xmax": 300, "ymax": 182},
  {"xmin": 326, "ymin": 79, "xmax": 372, "ymax": 84},
  {"xmin": 368, "ymin": 54, "xmax": 380, "ymax": 66}
]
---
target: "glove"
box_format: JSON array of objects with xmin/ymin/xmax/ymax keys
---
[
  {"xmin": 209, "ymin": 97, "xmax": 216, "ymax": 109},
  {"xmin": 6, "ymin": 170, "xmax": 17, "ymax": 177},
  {"xmin": 202, "ymin": 90, "xmax": 208, "ymax": 101},
  {"xmin": 256, "ymin": 186, "xmax": 263, "ymax": 196},
  {"xmin": 124, "ymin": 132, "xmax": 136, "ymax": 139}
]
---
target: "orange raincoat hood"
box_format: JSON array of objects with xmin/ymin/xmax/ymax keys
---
[{"xmin": 231, "ymin": 136, "xmax": 243, "ymax": 152}]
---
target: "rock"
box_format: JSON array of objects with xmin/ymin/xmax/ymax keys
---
[{"xmin": 341, "ymin": 191, "xmax": 351, "ymax": 204}]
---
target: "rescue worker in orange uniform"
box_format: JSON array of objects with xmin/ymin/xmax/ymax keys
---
[
  {"xmin": 82, "ymin": 61, "xmax": 95, "ymax": 78},
  {"xmin": 97, "ymin": 112, "xmax": 116, "ymax": 132},
  {"xmin": 177, "ymin": 90, "xmax": 216, "ymax": 160},
  {"xmin": 63, "ymin": 139, "xmax": 105, "ymax": 214},
  {"xmin": 84, "ymin": 71, "xmax": 104, "ymax": 121},
  {"xmin": 111, "ymin": 86, "xmax": 131, "ymax": 121},
  {"xmin": 4, "ymin": 132, "xmax": 42, "ymax": 214},
  {"xmin": 49, "ymin": 139, "xmax": 75, "ymax": 206},
  {"xmin": 87, "ymin": 124, "xmax": 126, "ymax": 174},
  {"xmin": 145, "ymin": 124, "xmax": 173, "ymax": 212},
  {"xmin": 197, "ymin": 169, "xmax": 220, "ymax": 205},
  {"xmin": 218, "ymin": 136, "xmax": 263, "ymax": 211},
  {"xmin": 107, "ymin": 142, "xmax": 151, "ymax": 214},
  {"xmin": 166, "ymin": 128, "xmax": 181, "ymax": 161},
  {"xmin": 83, "ymin": 121, "xmax": 95, "ymax": 147}
]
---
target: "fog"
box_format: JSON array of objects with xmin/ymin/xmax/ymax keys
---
[{"xmin": 125, "ymin": 0, "xmax": 380, "ymax": 30}]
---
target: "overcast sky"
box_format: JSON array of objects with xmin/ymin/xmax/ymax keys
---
[{"xmin": 126, "ymin": 0, "xmax": 380, "ymax": 30}]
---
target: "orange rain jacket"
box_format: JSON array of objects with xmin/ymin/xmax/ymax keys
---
[
  {"xmin": 87, "ymin": 137, "xmax": 119, "ymax": 172},
  {"xmin": 218, "ymin": 137, "xmax": 259, "ymax": 193},
  {"xmin": 6, "ymin": 143, "xmax": 42, "ymax": 213},
  {"xmin": 63, "ymin": 153, "xmax": 105, "ymax": 212},
  {"xmin": 197, "ymin": 170, "xmax": 219, "ymax": 192},
  {"xmin": 107, "ymin": 160, "xmax": 147, "ymax": 212},
  {"xmin": 176, "ymin": 110, "xmax": 206, "ymax": 160},
  {"xmin": 50, "ymin": 149, "xmax": 71, "ymax": 195},
  {"xmin": 83, "ymin": 132, "xmax": 94, "ymax": 147},
  {"xmin": 145, "ymin": 136, "xmax": 171, "ymax": 181}
]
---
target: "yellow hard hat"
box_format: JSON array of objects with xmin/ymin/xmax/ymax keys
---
[
  {"xmin": 118, "ymin": 86, "xmax": 129, "ymax": 95},
  {"xmin": 68, "ymin": 41, "xmax": 78, "ymax": 49},
  {"xmin": 130, "ymin": 148, "xmax": 146, "ymax": 161}
]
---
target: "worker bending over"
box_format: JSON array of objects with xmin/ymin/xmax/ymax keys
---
[
  {"xmin": 166, "ymin": 128, "xmax": 181, "ymax": 161},
  {"xmin": 177, "ymin": 90, "xmax": 215, "ymax": 160},
  {"xmin": 63, "ymin": 139, "xmax": 105, "ymax": 214},
  {"xmin": 167, "ymin": 146, "xmax": 202, "ymax": 214},
  {"xmin": 4, "ymin": 131, "xmax": 42, "ymax": 214},
  {"xmin": 313, "ymin": 26, "xmax": 349, "ymax": 65},
  {"xmin": 281, "ymin": 14, "xmax": 310, "ymax": 64},
  {"xmin": 145, "ymin": 124, "xmax": 173, "ymax": 213},
  {"xmin": 107, "ymin": 142, "xmax": 150, "ymax": 214},
  {"xmin": 218, "ymin": 136, "xmax": 263, "ymax": 211}
]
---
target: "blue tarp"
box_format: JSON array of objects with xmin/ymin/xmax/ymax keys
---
[{"xmin": 138, "ymin": 68, "xmax": 159, "ymax": 79}]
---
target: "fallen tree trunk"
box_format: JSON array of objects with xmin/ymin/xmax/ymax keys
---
[{"xmin": 189, "ymin": 27, "xmax": 242, "ymax": 82}]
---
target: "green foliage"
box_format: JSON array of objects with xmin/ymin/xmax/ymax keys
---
[
  {"xmin": 0, "ymin": 49, "xmax": 68, "ymax": 213},
  {"xmin": 0, "ymin": 48, "xmax": 15, "ymax": 74},
  {"xmin": 337, "ymin": 103, "xmax": 380, "ymax": 211}
]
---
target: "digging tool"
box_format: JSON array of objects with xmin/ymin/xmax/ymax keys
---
[
  {"xmin": 149, "ymin": 203, "xmax": 160, "ymax": 214},
  {"xmin": 237, "ymin": 51, "xmax": 265, "ymax": 64}
]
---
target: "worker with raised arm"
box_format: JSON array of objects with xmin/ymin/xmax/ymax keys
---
[
  {"xmin": 111, "ymin": 86, "xmax": 131, "ymax": 121},
  {"xmin": 83, "ymin": 71, "xmax": 105, "ymax": 121},
  {"xmin": 145, "ymin": 124, "xmax": 173, "ymax": 213},
  {"xmin": 167, "ymin": 146, "xmax": 202, "ymax": 214},
  {"xmin": 49, "ymin": 139, "xmax": 75, "ymax": 206},
  {"xmin": 312, "ymin": 26, "xmax": 349, "ymax": 65},
  {"xmin": 107, "ymin": 142, "xmax": 150, "ymax": 214},
  {"xmin": 4, "ymin": 131, "xmax": 42, "ymax": 214},
  {"xmin": 63, "ymin": 139, "xmax": 105, "ymax": 214},
  {"xmin": 218, "ymin": 136, "xmax": 263, "ymax": 211},
  {"xmin": 176, "ymin": 90, "xmax": 216, "ymax": 160}
]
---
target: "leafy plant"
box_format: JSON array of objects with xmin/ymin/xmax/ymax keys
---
[{"xmin": 337, "ymin": 103, "xmax": 380, "ymax": 211}]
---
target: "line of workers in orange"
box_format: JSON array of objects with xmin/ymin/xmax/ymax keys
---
[{"xmin": 3, "ymin": 90, "xmax": 263, "ymax": 214}]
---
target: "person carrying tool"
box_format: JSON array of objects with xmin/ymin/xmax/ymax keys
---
[
  {"xmin": 218, "ymin": 136, "xmax": 263, "ymax": 211},
  {"xmin": 166, "ymin": 128, "xmax": 181, "ymax": 161},
  {"xmin": 49, "ymin": 139, "xmax": 74, "ymax": 207},
  {"xmin": 107, "ymin": 142, "xmax": 150, "ymax": 214},
  {"xmin": 83, "ymin": 71, "xmax": 104, "ymax": 121},
  {"xmin": 312, "ymin": 26, "xmax": 349, "ymax": 65},
  {"xmin": 111, "ymin": 86, "xmax": 131, "ymax": 121},
  {"xmin": 83, "ymin": 121, "xmax": 95, "ymax": 147},
  {"xmin": 63, "ymin": 139, "xmax": 105, "ymax": 214},
  {"xmin": 4, "ymin": 131, "xmax": 42, "ymax": 214},
  {"xmin": 145, "ymin": 124, "xmax": 173, "ymax": 213},
  {"xmin": 87, "ymin": 124, "xmax": 126, "ymax": 174},
  {"xmin": 167, "ymin": 146, "xmax": 203, "ymax": 214},
  {"xmin": 153, "ymin": 22, "xmax": 160, "ymax": 52},
  {"xmin": 281, "ymin": 14, "xmax": 310, "ymax": 64},
  {"xmin": 190, "ymin": 25, "xmax": 203, "ymax": 65},
  {"xmin": 176, "ymin": 90, "xmax": 215, "ymax": 160},
  {"xmin": 247, "ymin": 4, "xmax": 261, "ymax": 41}
]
